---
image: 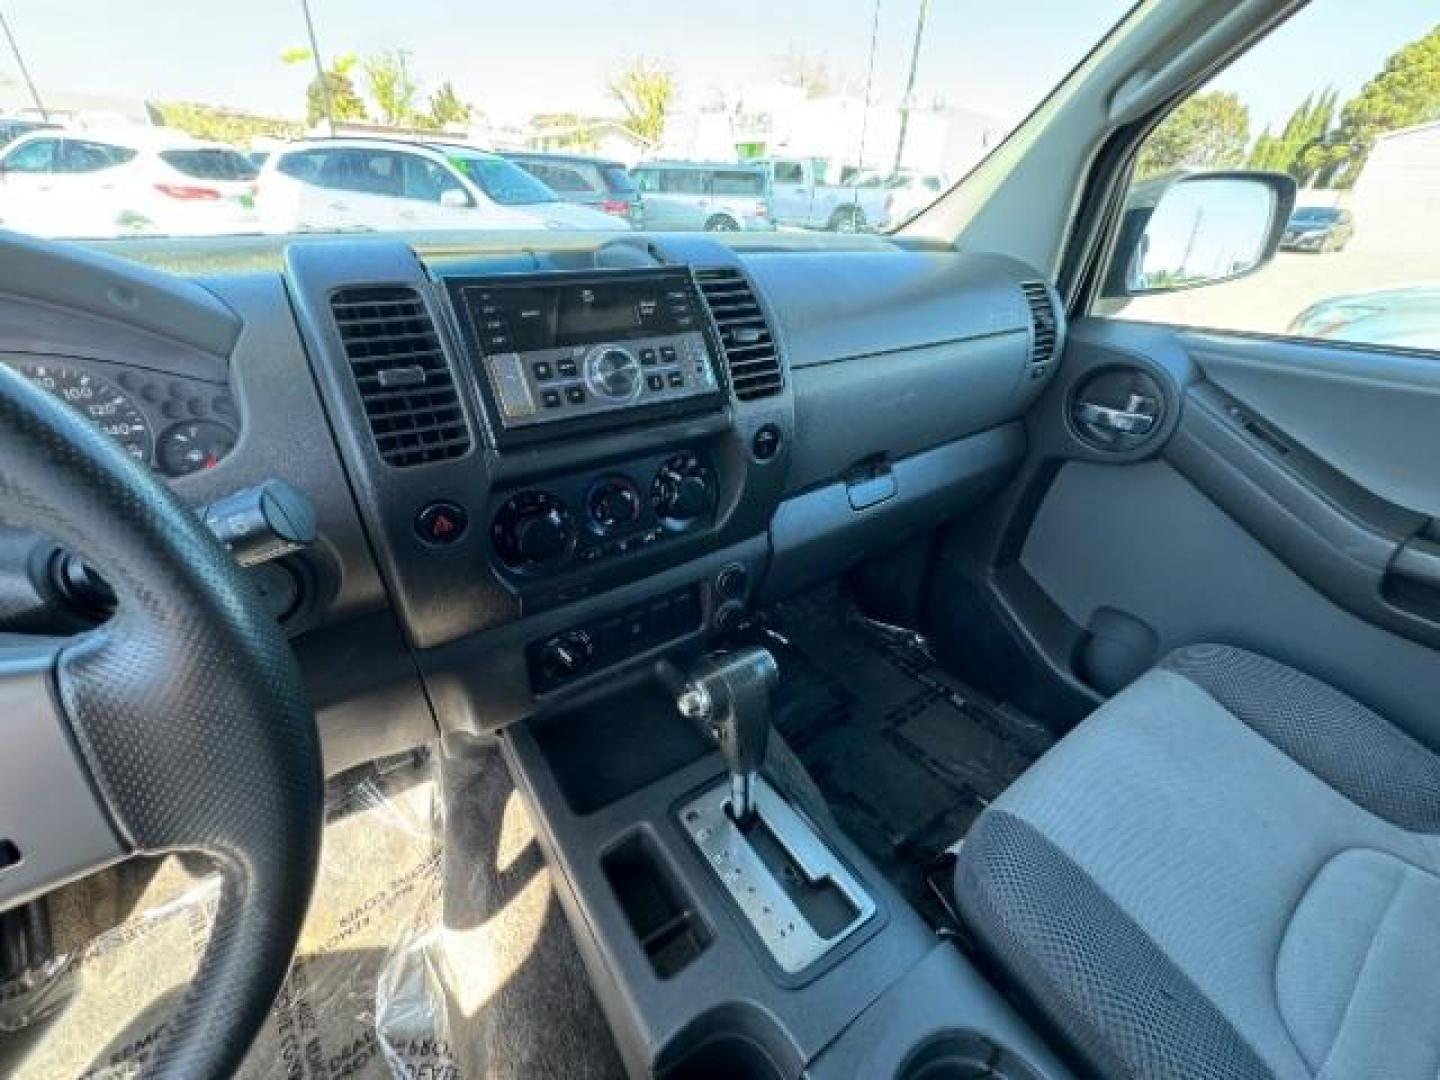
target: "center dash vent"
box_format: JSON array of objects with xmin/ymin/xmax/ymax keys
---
[
  {"xmin": 1020, "ymin": 280, "xmax": 1058, "ymax": 369},
  {"xmin": 330, "ymin": 286, "xmax": 471, "ymax": 467},
  {"xmin": 694, "ymin": 268, "xmax": 783, "ymax": 401}
]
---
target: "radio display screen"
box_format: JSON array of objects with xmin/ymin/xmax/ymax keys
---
[{"xmin": 473, "ymin": 278, "xmax": 686, "ymax": 353}]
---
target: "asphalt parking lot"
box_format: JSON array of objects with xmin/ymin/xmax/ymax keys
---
[{"xmin": 1115, "ymin": 245, "xmax": 1440, "ymax": 335}]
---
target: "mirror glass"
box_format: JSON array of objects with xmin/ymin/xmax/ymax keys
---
[
  {"xmin": 1130, "ymin": 176, "xmax": 1277, "ymax": 293},
  {"xmin": 439, "ymin": 188, "xmax": 470, "ymax": 208}
]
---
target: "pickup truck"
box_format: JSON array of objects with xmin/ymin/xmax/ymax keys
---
[{"xmin": 755, "ymin": 156, "xmax": 893, "ymax": 232}]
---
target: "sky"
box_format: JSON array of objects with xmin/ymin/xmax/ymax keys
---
[{"xmin": 0, "ymin": 1, "xmax": 1434, "ymax": 136}]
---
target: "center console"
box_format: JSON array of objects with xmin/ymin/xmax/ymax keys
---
[{"xmin": 502, "ymin": 650, "xmax": 1072, "ymax": 1080}]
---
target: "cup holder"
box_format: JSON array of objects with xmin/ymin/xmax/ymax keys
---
[
  {"xmin": 661, "ymin": 1034, "xmax": 787, "ymax": 1080},
  {"xmin": 898, "ymin": 1031, "xmax": 1043, "ymax": 1080},
  {"xmin": 657, "ymin": 1004, "xmax": 798, "ymax": 1080}
]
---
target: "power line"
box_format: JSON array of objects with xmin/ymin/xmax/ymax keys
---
[
  {"xmin": 892, "ymin": 0, "xmax": 931, "ymax": 176},
  {"xmin": 0, "ymin": 8, "xmax": 48, "ymax": 121},
  {"xmin": 854, "ymin": 0, "xmax": 883, "ymax": 176},
  {"xmin": 298, "ymin": 0, "xmax": 336, "ymax": 136}
]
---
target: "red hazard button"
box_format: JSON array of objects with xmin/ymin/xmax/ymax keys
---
[{"xmin": 415, "ymin": 501, "xmax": 469, "ymax": 546}]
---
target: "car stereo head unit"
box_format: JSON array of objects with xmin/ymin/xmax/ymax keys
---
[{"xmin": 446, "ymin": 268, "xmax": 724, "ymax": 446}]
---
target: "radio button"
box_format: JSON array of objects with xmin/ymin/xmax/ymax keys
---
[
  {"xmin": 533, "ymin": 361, "xmax": 554, "ymax": 381},
  {"xmin": 640, "ymin": 347, "xmax": 658, "ymax": 366},
  {"xmin": 646, "ymin": 374, "xmax": 664, "ymax": 392},
  {"xmin": 660, "ymin": 345, "xmax": 678, "ymax": 363},
  {"xmin": 558, "ymin": 359, "xmax": 579, "ymax": 377},
  {"xmin": 541, "ymin": 389, "xmax": 562, "ymax": 409},
  {"xmin": 667, "ymin": 371, "xmax": 685, "ymax": 388},
  {"xmin": 566, "ymin": 386, "xmax": 587, "ymax": 404}
]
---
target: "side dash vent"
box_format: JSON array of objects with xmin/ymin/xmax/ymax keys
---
[
  {"xmin": 329, "ymin": 286, "xmax": 471, "ymax": 467},
  {"xmin": 1020, "ymin": 280, "xmax": 1058, "ymax": 370},
  {"xmin": 694, "ymin": 268, "xmax": 783, "ymax": 401}
]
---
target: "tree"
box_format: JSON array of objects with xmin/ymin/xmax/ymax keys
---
[
  {"xmin": 1135, "ymin": 91, "xmax": 1250, "ymax": 179},
  {"xmin": 1246, "ymin": 89, "xmax": 1337, "ymax": 185},
  {"xmin": 363, "ymin": 49, "xmax": 420, "ymax": 126},
  {"xmin": 427, "ymin": 79, "xmax": 470, "ymax": 129},
  {"xmin": 282, "ymin": 47, "xmax": 366, "ymax": 127},
  {"xmin": 1307, "ymin": 25, "xmax": 1440, "ymax": 187},
  {"xmin": 150, "ymin": 102, "xmax": 301, "ymax": 147},
  {"xmin": 775, "ymin": 44, "xmax": 834, "ymax": 99},
  {"xmin": 608, "ymin": 57, "xmax": 674, "ymax": 144}
]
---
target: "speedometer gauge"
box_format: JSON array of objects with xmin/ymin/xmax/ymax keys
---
[{"xmin": 14, "ymin": 361, "xmax": 153, "ymax": 465}]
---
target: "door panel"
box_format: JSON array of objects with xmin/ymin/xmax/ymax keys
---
[
  {"xmin": 941, "ymin": 316, "xmax": 1440, "ymax": 751},
  {"xmin": 1185, "ymin": 332, "xmax": 1440, "ymax": 517},
  {"xmin": 1021, "ymin": 456, "xmax": 1440, "ymax": 749}
]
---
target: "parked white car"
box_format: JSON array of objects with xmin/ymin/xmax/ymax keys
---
[
  {"xmin": 256, "ymin": 139, "xmax": 629, "ymax": 234},
  {"xmin": 0, "ymin": 128, "xmax": 260, "ymax": 238}
]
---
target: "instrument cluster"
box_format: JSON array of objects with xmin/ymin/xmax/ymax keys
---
[{"xmin": 2, "ymin": 356, "xmax": 238, "ymax": 478}]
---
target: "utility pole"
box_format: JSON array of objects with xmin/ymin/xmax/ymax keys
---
[
  {"xmin": 299, "ymin": 0, "xmax": 336, "ymax": 136},
  {"xmin": 892, "ymin": 0, "xmax": 930, "ymax": 177},
  {"xmin": 0, "ymin": 9, "xmax": 48, "ymax": 121}
]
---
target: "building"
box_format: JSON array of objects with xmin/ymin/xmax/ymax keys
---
[
  {"xmin": 659, "ymin": 85, "xmax": 1002, "ymax": 181},
  {"xmin": 1349, "ymin": 120, "xmax": 1440, "ymax": 254},
  {"xmin": 0, "ymin": 75, "xmax": 152, "ymax": 129},
  {"xmin": 509, "ymin": 118, "xmax": 653, "ymax": 166}
]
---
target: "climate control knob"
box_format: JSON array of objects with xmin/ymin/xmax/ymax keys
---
[
  {"xmin": 588, "ymin": 476, "xmax": 642, "ymax": 533},
  {"xmin": 651, "ymin": 452, "xmax": 714, "ymax": 528},
  {"xmin": 492, "ymin": 491, "xmax": 575, "ymax": 571}
]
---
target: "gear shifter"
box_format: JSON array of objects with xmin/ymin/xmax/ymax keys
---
[{"xmin": 675, "ymin": 647, "xmax": 778, "ymax": 825}]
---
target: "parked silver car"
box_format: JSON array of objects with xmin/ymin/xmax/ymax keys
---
[{"xmin": 629, "ymin": 161, "xmax": 775, "ymax": 231}]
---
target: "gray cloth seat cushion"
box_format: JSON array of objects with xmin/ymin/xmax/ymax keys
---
[{"xmin": 954, "ymin": 644, "xmax": 1440, "ymax": 1080}]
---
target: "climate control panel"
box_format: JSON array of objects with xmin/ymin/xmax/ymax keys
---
[{"xmin": 490, "ymin": 448, "xmax": 717, "ymax": 578}]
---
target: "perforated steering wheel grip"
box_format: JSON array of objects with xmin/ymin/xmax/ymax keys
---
[{"xmin": 0, "ymin": 359, "xmax": 323, "ymax": 1078}]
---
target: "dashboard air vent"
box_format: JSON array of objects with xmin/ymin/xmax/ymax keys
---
[
  {"xmin": 329, "ymin": 286, "xmax": 470, "ymax": 467},
  {"xmin": 1020, "ymin": 280, "xmax": 1058, "ymax": 369},
  {"xmin": 694, "ymin": 268, "xmax": 783, "ymax": 401}
]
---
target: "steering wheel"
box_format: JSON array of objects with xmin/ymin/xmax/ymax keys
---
[{"xmin": 0, "ymin": 361, "xmax": 323, "ymax": 1077}]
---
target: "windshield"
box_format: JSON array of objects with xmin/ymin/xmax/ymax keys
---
[
  {"xmin": 0, "ymin": 0, "xmax": 1131, "ymax": 249},
  {"xmin": 446, "ymin": 152, "xmax": 557, "ymax": 205}
]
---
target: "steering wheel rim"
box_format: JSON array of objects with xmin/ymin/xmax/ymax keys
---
[{"xmin": 0, "ymin": 361, "xmax": 323, "ymax": 1077}]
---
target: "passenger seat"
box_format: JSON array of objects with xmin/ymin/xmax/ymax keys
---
[{"xmin": 955, "ymin": 644, "xmax": 1440, "ymax": 1079}]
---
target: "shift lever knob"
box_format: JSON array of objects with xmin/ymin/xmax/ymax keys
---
[{"xmin": 676, "ymin": 647, "xmax": 778, "ymax": 824}]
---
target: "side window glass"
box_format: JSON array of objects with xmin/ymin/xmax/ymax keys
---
[
  {"xmin": 541, "ymin": 165, "xmax": 593, "ymax": 193},
  {"xmin": 633, "ymin": 169, "xmax": 658, "ymax": 193},
  {"xmin": 402, "ymin": 156, "xmax": 456, "ymax": 202},
  {"xmin": 1098, "ymin": 5, "xmax": 1440, "ymax": 352},
  {"xmin": 665, "ymin": 170, "xmax": 706, "ymax": 195},
  {"xmin": 773, "ymin": 161, "xmax": 803, "ymax": 184},
  {"xmin": 277, "ymin": 151, "xmax": 323, "ymax": 183},
  {"xmin": 63, "ymin": 141, "xmax": 135, "ymax": 173},
  {"xmin": 347, "ymin": 151, "xmax": 403, "ymax": 197},
  {"xmin": 3, "ymin": 138, "xmax": 59, "ymax": 173}
]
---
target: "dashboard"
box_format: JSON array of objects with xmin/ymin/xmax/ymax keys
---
[{"xmin": 0, "ymin": 230, "xmax": 1062, "ymax": 773}]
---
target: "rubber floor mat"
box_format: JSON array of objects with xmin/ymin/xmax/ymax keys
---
[
  {"xmin": 757, "ymin": 589, "xmax": 1055, "ymax": 907},
  {"xmin": 0, "ymin": 745, "xmax": 623, "ymax": 1080}
]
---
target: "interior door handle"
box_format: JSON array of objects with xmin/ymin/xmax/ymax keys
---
[{"xmin": 1074, "ymin": 400, "xmax": 1157, "ymax": 436}]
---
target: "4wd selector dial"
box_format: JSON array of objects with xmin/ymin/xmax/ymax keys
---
[
  {"xmin": 492, "ymin": 490, "xmax": 575, "ymax": 570},
  {"xmin": 584, "ymin": 345, "xmax": 643, "ymax": 402},
  {"xmin": 651, "ymin": 452, "xmax": 714, "ymax": 528}
]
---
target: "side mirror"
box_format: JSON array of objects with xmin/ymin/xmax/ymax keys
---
[
  {"xmin": 439, "ymin": 188, "xmax": 470, "ymax": 208},
  {"xmin": 1103, "ymin": 170, "xmax": 1297, "ymax": 298}
]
